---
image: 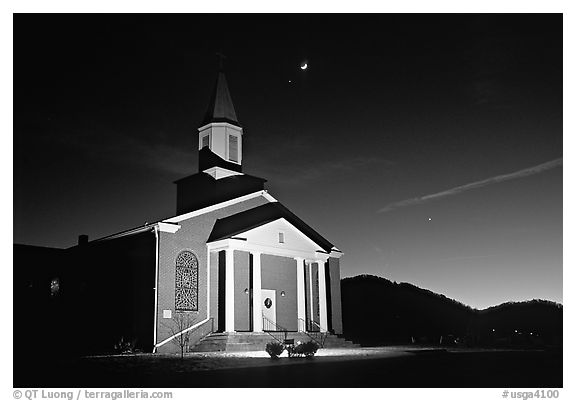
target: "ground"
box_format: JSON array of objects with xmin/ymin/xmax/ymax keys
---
[{"xmin": 14, "ymin": 346, "xmax": 562, "ymax": 388}]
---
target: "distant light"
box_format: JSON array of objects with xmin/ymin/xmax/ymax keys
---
[
  {"xmin": 428, "ymin": 217, "xmax": 432, "ymax": 221},
  {"xmin": 288, "ymin": 80, "xmax": 292, "ymax": 83},
  {"xmin": 300, "ymin": 62, "xmax": 308, "ymax": 70}
]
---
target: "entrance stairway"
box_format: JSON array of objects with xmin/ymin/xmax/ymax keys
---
[{"xmin": 190, "ymin": 332, "xmax": 359, "ymax": 353}]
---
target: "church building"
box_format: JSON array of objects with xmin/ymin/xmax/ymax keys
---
[{"xmin": 27, "ymin": 66, "xmax": 345, "ymax": 354}]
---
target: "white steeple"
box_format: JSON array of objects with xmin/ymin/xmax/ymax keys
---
[{"xmin": 198, "ymin": 56, "xmax": 243, "ymax": 179}]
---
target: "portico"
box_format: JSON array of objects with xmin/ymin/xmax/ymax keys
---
[{"xmin": 207, "ymin": 213, "xmax": 342, "ymax": 334}]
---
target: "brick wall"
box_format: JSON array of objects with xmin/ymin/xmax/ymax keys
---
[
  {"xmin": 328, "ymin": 257, "xmax": 343, "ymax": 334},
  {"xmin": 233, "ymin": 250, "xmax": 250, "ymax": 331},
  {"xmin": 155, "ymin": 196, "xmax": 268, "ymax": 353},
  {"xmin": 209, "ymin": 250, "xmax": 219, "ymax": 331}
]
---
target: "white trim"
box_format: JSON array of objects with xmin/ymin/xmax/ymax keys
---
[
  {"xmin": 95, "ymin": 225, "xmax": 154, "ymax": 242},
  {"xmin": 157, "ymin": 222, "xmax": 181, "ymax": 233},
  {"xmin": 152, "ymin": 227, "xmax": 160, "ymax": 352},
  {"xmin": 206, "ymin": 249, "xmax": 211, "ymax": 334},
  {"xmin": 308, "ymin": 262, "xmax": 314, "ymax": 324},
  {"xmin": 207, "ymin": 239, "xmax": 329, "ymax": 262},
  {"xmin": 329, "ymin": 249, "xmax": 344, "ymax": 259},
  {"xmin": 154, "ymin": 318, "xmax": 211, "ymax": 349},
  {"xmin": 252, "ymin": 251, "xmax": 263, "ymax": 332},
  {"xmin": 164, "ymin": 190, "xmax": 277, "ymax": 224},
  {"xmin": 197, "ymin": 122, "xmax": 243, "ymax": 132},
  {"xmin": 261, "ymin": 191, "xmax": 278, "ymax": 203},
  {"xmin": 203, "ymin": 166, "xmax": 244, "ymax": 180},
  {"xmin": 317, "ymin": 260, "xmax": 328, "ymax": 333},
  {"xmin": 94, "ymin": 220, "xmax": 182, "ymax": 242}
]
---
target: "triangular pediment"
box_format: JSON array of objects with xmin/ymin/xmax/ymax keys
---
[
  {"xmin": 207, "ymin": 202, "xmax": 334, "ymax": 252},
  {"xmin": 232, "ymin": 218, "xmax": 325, "ymax": 254}
]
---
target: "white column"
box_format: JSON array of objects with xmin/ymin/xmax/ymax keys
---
[
  {"xmin": 295, "ymin": 257, "xmax": 306, "ymax": 332},
  {"xmin": 308, "ymin": 262, "xmax": 314, "ymax": 327},
  {"xmin": 252, "ymin": 252, "xmax": 263, "ymax": 332},
  {"xmin": 317, "ymin": 260, "xmax": 328, "ymax": 333},
  {"xmin": 225, "ymin": 249, "xmax": 235, "ymax": 332}
]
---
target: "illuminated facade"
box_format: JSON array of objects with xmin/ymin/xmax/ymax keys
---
[{"xmin": 91, "ymin": 68, "xmax": 344, "ymax": 353}]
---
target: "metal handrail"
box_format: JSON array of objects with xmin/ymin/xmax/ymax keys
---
[
  {"xmin": 262, "ymin": 315, "xmax": 288, "ymax": 344},
  {"xmin": 297, "ymin": 318, "xmax": 328, "ymax": 348},
  {"xmin": 262, "ymin": 315, "xmax": 289, "ymax": 332},
  {"xmin": 309, "ymin": 319, "xmax": 328, "ymax": 333}
]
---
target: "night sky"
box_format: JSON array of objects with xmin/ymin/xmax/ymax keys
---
[{"xmin": 14, "ymin": 14, "xmax": 562, "ymax": 309}]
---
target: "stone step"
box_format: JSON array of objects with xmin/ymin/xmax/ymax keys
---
[{"xmin": 189, "ymin": 332, "xmax": 360, "ymax": 352}]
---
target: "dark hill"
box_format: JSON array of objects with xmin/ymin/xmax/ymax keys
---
[{"xmin": 341, "ymin": 274, "xmax": 562, "ymax": 348}]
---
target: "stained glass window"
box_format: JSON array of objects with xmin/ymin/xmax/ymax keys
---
[{"xmin": 175, "ymin": 251, "xmax": 198, "ymax": 311}]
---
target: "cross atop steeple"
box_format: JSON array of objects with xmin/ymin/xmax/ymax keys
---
[{"xmin": 215, "ymin": 51, "xmax": 226, "ymax": 72}]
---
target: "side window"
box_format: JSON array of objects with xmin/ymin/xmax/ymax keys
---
[
  {"xmin": 202, "ymin": 134, "xmax": 210, "ymax": 149},
  {"xmin": 175, "ymin": 251, "xmax": 199, "ymax": 311},
  {"xmin": 228, "ymin": 135, "xmax": 238, "ymax": 162}
]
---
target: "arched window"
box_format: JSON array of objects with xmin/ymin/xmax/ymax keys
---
[{"xmin": 175, "ymin": 251, "xmax": 198, "ymax": 311}]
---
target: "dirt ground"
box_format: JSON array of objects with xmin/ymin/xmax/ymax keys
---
[{"xmin": 14, "ymin": 346, "xmax": 562, "ymax": 388}]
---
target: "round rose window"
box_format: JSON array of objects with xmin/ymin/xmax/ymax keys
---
[{"xmin": 264, "ymin": 298, "xmax": 273, "ymax": 309}]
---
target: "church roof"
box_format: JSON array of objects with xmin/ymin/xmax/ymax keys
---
[
  {"xmin": 174, "ymin": 169, "xmax": 266, "ymax": 215},
  {"xmin": 202, "ymin": 70, "xmax": 240, "ymax": 126},
  {"xmin": 198, "ymin": 146, "xmax": 242, "ymax": 173},
  {"xmin": 208, "ymin": 202, "xmax": 335, "ymax": 253}
]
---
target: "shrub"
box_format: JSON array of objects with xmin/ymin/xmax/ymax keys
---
[
  {"xmin": 265, "ymin": 342, "xmax": 284, "ymax": 359},
  {"xmin": 288, "ymin": 340, "xmax": 319, "ymax": 358},
  {"xmin": 114, "ymin": 337, "xmax": 137, "ymax": 354}
]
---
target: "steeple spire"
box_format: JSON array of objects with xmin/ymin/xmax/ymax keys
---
[
  {"xmin": 197, "ymin": 56, "xmax": 244, "ymax": 179},
  {"xmin": 202, "ymin": 53, "xmax": 239, "ymax": 126}
]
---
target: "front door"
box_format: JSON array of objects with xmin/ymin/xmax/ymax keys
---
[{"xmin": 261, "ymin": 289, "xmax": 277, "ymax": 331}]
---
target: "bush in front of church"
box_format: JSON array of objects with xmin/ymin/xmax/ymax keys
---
[
  {"xmin": 265, "ymin": 342, "xmax": 285, "ymax": 359},
  {"xmin": 288, "ymin": 340, "xmax": 319, "ymax": 358}
]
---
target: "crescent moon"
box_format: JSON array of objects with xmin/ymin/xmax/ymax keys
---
[{"xmin": 300, "ymin": 63, "xmax": 308, "ymax": 70}]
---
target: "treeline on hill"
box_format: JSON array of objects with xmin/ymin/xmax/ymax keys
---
[{"xmin": 341, "ymin": 275, "xmax": 562, "ymax": 348}]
